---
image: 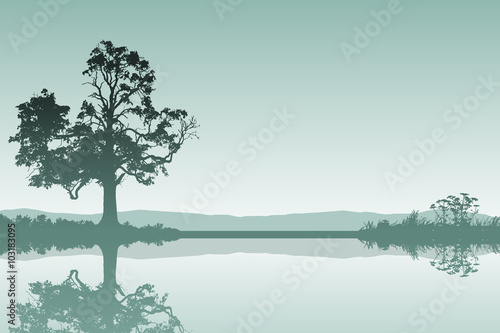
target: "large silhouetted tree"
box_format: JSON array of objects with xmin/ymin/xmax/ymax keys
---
[{"xmin": 9, "ymin": 41, "xmax": 198, "ymax": 226}]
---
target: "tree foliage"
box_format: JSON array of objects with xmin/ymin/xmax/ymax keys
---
[
  {"xmin": 9, "ymin": 40, "xmax": 198, "ymax": 201},
  {"xmin": 10, "ymin": 270, "xmax": 186, "ymax": 333}
]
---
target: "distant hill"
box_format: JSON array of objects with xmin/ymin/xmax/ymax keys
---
[
  {"xmin": 0, "ymin": 208, "xmax": 494, "ymax": 231},
  {"xmin": 1, "ymin": 209, "xmax": 497, "ymax": 261}
]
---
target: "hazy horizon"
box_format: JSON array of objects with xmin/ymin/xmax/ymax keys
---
[{"xmin": 1, "ymin": 206, "xmax": 495, "ymax": 220}]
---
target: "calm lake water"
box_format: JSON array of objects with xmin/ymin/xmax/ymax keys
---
[{"xmin": 2, "ymin": 239, "xmax": 499, "ymax": 332}]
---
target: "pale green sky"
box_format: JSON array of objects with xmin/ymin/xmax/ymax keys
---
[{"xmin": 1, "ymin": 0, "xmax": 499, "ymax": 216}]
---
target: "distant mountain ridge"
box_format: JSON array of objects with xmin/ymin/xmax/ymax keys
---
[{"xmin": 0, "ymin": 208, "xmax": 495, "ymax": 231}]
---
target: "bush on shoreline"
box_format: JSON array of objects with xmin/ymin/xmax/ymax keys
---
[{"xmin": 361, "ymin": 193, "xmax": 499, "ymax": 231}]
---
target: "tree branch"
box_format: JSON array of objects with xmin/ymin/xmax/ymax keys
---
[{"xmin": 68, "ymin": 181, "xmax": 86, "ymax": 200}]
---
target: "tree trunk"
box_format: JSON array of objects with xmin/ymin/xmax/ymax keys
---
[
  {"xmin": 100, "ymin": 242, "xmax": 119, "ymax": 332},
  {"xmin": 100, "ymin": 179, "xmax": 119, "ymax": 226},
  {"xmin": 100, "ymin": 113, "xmax": 119, "ymax": 227},
  {"xmin": 101, "ymin": 242, "xmax": 119, "ymax": 297}
]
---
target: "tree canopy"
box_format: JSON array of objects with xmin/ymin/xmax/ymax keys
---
[{"xmin": 9, "ymin": 40, "xmax": 198, "ymax": 224}]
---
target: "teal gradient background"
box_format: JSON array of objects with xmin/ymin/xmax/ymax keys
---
[{"xmin": 1, "ymin": 0, "xmax": 499, "ymax": 216}]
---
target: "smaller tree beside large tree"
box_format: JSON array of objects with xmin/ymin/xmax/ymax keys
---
[{"xmin": 9, "ymin": 41, "xmax": 198, "ymax": 226}]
